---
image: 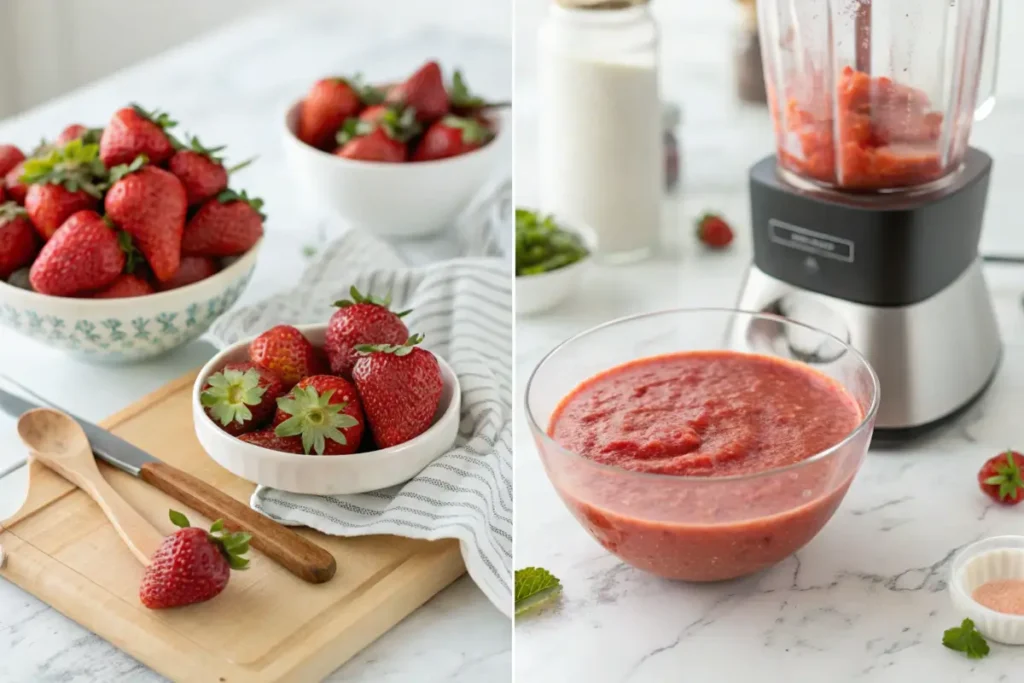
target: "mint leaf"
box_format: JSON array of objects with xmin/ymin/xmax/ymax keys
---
[
  {"xmin": 942, "ymin": 618, "xmax": 990, "ymax": 659},
  {"xmin": 515, "ymin": 567, "xmax": 562, "ymax": 616}
]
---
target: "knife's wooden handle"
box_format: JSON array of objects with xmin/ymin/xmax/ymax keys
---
[{"xmin": 139, "ymin": 461, "xmax": 336, "ymax": 584}]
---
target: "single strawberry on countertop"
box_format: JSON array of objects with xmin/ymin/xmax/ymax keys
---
[
  {"xmin": 249, "ymin": 324, "xmax": 328, "ymax": 388},
  {"xmin": 979, "ymin": 450, "xmax": 1024, "ymax": 505},
  {"xmin": 298, "ymin": 78, "xmax": 363, "ymax": 150},
  {"xmin": 20, "ymin": 138, "xmax": 107, "ymax": 239},
  {"xmin": 0, "ymin": 202, "xmax": 40, "ymax": 280},
  {"xmin": 325, "ymin": 286, "xmax": 410, "ymax": 378},
  {"xmin": 100, "ymin": 105, "xmax": 178, "ymax": 168},
  {"xmin": 0, "ymin": 145, "xmax": 25, "ymax": 178},
  {"xmin": 167, "ymin": 135, "xmax": 230, "ymax": 206},
  {"xmin": 180, "ymin": 189, "xmax": 264, "ymax": 257},
  {"xmin": 352, "ymin": 334, "xmax": 443, "ymax": 448},
  {"xmin": 412, "ymin": 116, "xmax": 494, "ymax": 162},
  {"xmin": 270, "ymin": 375, "xmax": 364, "ymax": 455},
  {"xmin": 386, "ymin": 61, "xmax": 449, "ymax": 123},
  {"xmin": 696, "ymin": 212, "xmax": 734, "ymax": 249},
  {"xmin": 201, "ymin": 362, "xmax": 285, "ymax": 436},
  {"xmin": 139, "ymin": 510, "xmax": 251, "ymax": 609},
  {"xmin": 90, "ymin": 273, "xmax": 154, "ymax": 299},
  {"xmin": 158, "ymin": 255, "xmax": 218, "ymax": 291},
  {"xmin": 29, "ymin": 210, "xmax": 125, "ymax": 296},
  {"xmin": 104, "ymin": 158, "xmax": 187, "ymax": 282}
]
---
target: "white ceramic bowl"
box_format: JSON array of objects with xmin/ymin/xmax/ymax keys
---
[
  {"xmin": 282, "ymin": 100, "xmax": 503, "ymax": 238},
  {"xmin": 515, "ymin": 222, "xmax": 595, "ymax": 316},
  {"xmin": 950, "ymin": 535, "xmax": 1024, "ymax": 645},
  {"xmin": 0, "ymin": 242, "xmax": 260, "ymax": 362},
  {"xmin": 193, "ymin": 324, "xmax": 461, "ymax": 495}
]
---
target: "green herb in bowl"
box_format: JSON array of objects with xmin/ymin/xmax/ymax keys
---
[{"xmin": 515, "ymin": 209, "xmax": 589, "ymax": 277}]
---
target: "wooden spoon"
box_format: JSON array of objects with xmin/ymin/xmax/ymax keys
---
[{"xmin": 17, "ymin": 408, "xmax": 164, "ymax": 566}]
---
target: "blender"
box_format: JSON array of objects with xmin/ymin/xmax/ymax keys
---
[{"xmin": 733, "ymin": 0, "xmax": 1003, "ymax": 437}]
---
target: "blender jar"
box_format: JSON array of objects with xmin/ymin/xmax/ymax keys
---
[{"xmin": 758, "ymin": 0, "xmax": 1001, "ymax": 192}]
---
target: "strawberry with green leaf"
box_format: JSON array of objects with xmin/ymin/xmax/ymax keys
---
[
  {"xmin": 0, "ymin": 202, "xmax": 40, "ymax": 280},
  {"xmin": 21, "ymin": 138, "xmax": 107, "ymax": 239},
  {"xmin": 201, "ymin": 362, "xmax": 285, "ymax": 436},
  {"xmin": 325, "ymin": 286, "xmax": 410, "ymax": 377},
  {"xmin": 271, "ymin": 375, "xmax": 365, "ymax": 455},
  {"xmin": 100, "ymin": 104, "xmax": 178, "ymax": 168},
  {"xmin": 180, "ymin": 189, "xmax": 264, "ymax": 257},
  {"xmin": 978, "ymin": 450, "xmax": 1024, "ymax": 505},
  {"xmin": 28, "ymin": 210, "xmax": 125, "ymax": 296},
  {"xmin": 249, "ymin": 324, "xmax": 327, "ymax": 388},
  {"xmin": 386, "ymin": 61, "xmax": 449, "ymax": 123},
  {"xmin": 168, "ymin": 135, "xmax": 230, "ymax": 206},
  {"xmin": 139, "ymin": 510, "xmax": 251, "ymax": 609},
  {"xmin": 298, "ymin": 78, "xmax": 363, "ymax": 150},
  {"xmin": 412, "ymin": 116, "xmax": 494, "ymax": 162}
]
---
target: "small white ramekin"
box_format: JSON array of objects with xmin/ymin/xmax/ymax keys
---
[
  {"xmin": 193, "ymin": 323, "xmax": 460, "ymax": 495},
  {"xmin": 515, "ymin": 220, "xmax": 596, "ymax": 316},
  {"xmin": 949, "ymin": 535, "xmax": 1024, "ymax": 645}
]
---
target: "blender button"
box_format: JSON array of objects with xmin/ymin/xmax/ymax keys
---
[{"xmin": 804, "ymin": 256, "xmax": 819, "ymax": 273}]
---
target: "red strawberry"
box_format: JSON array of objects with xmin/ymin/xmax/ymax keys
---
[
  {"xmin": 270, "ymin": 375, "xmax": 365, "ymax": 455},
  {"xmin": 696, "ymin": 212, "xmax": 734, "ymax": 249},
  {"xmin": 325, "ymin": 286, "xmax": 410, "ymax": 378},
  {"xmin": 167, "ymin": 135, "xmax": 230, "ymax": 206},
  {"xmin": 0, "ymin": 184, "xmax": 5, "ymax": 203},
  {"xmin": 4, "ymin": 161, "xmax": 28, "ymax": 205},
  {"xmin": 335, "ymin": 127, "xmax": 406, "ymax": 163},
  {"xmin": 0, "ymin": 202, "xmax": 40, "ymax": 280},
  {"xmin": 90, "ymin": 273, "xmax": 155, "ymax": 299},
  {"xmin": 412, "ymin": 116, "xmax": 493, "ymax": 162},
  {"xmin": 25, "ymin": 184, "xmax": 98, "ymax": 240},
  {"xmin": 180, "ymin": 190, "xmax": 264, "ymax": 257},
  {"xmin": 352, "ymin": 334, "xmax": 443, "ymax": 448},
  {"xmin": 56, "ymin": 124, "xmax": 102, "ymax": 147},
  {"xmin": 298, "ymin": 78, "xmax": 362, "ymax": 150},
  {"xmin": 104, "ymin": 160, "xmax": 187, "ymax": 282},
  {"xmin": 358, "ymin": 105, "xmax": 389, "ymax": 125},
  {"xmin": 249, "ymin": 325, "xmax": 328, "ymax": 388},
  {"xmin": 979, "ymin": 450, "xmax": 1024, "ymax": 505},
  {"xmin": 201, "ymin": 362, "xmax": 285, "ymax": 436},
  {"xmin": 0, "ymin": 145, "xmax": 25, "ymax": 177},
  {"xmin": 158, "ymin": 255, "xmax": 218, "ymax": 291},
  {"xmin": 29, "ymin": 210, "xmax": 125, "ymax": 296},
  {"xmin": 99, "ymin": 105, "xmax": 177, "ymax": 168},
  {"xmin": 239, "ymin": 429, "xmax": 304, "ymax": 453},
  {"xmin": 386, "ymin": 61, "xmax": 449, "ymax": 123},
  {"xmin": 139, "ymin": 510, "xmax": 251, "ymax": 609}
]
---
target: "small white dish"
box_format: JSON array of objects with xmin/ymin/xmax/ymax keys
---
[
  {"xmin": 515, "ymin": 221, "xmax": 595, "ymax": 316},
  {"xmin": 281, "ymin": 100, "xmax": 503, "ymax": 238},
  {"xmin": 192, "ymin": 324, "xmax": 461, "ymax": 495},
  {"xmin": 950, "ymin": 535, "xmax": 1024, "ymax": 645}
]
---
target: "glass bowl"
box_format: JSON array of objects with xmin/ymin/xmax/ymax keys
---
[{"xmin": 525, "ymin": 308, "xmax": 880, "ymax": 582}]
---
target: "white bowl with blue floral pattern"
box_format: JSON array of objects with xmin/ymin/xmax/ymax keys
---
[{"xmin": 0, "ymin": 242, "xmax": 260, "ymax": 362}]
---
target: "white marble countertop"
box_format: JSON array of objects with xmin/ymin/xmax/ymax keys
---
[
  {"xmin": 0, "ymin": 1, "xmax": 511, "ymax": 681},
  {"xmin": 514, "ymin": 2, "xmax": 1024, "ymax": 681}
]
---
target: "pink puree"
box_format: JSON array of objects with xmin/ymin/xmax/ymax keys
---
[
  {"xmin": 973, "ymin": 579, "xmax": 1024, "ymax": 616},
  {"xmin": 548, "ymin": 351, "xmax": 863, "ymax": 581}
]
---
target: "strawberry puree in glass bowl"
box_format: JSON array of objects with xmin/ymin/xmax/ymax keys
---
[{"xmin": 526, "ymin": 309, "xmax": 880, "ymax": 582}]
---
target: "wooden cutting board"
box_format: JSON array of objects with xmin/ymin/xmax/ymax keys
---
[{"xmin": 0, "ymin": 371, "xmax": 466, "ymax": 682}]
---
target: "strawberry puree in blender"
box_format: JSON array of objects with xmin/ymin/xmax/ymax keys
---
[
  {"xmin": 775, "ymin": 66, "xmax": 946, "ymax": 190},
  {"xmin": 548, "ymin": 351, "xmax": 863, "ymax": 581}
]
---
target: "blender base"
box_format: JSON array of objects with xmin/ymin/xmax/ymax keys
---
[{"xmin": 734, "ymin": 259, "xmax": 1002, "ymax": 432}]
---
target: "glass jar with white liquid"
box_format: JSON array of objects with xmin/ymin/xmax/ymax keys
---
[{"xmin": 538, "ymin": 0, "xmax": 662, "ymax": 264}]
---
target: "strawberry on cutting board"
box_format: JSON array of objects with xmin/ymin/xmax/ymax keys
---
[
  {"xmin": 104, "ymin": 158, "xmax": 188, "ymax": 282},
  {"xmin": 28, "ymin": 210, "xmax": 125, "ymax": 296},
  {"xmin": 201, "ymin": 362, "xmax": 285, "ymax": 436},
  {"xmin": 0, "ymin": 202, "xmax": 40, "ymax": 280},
  {"xmin": 412, "ymin": 116, "xmax": 494, "ymax": 162},
  {"xmin": 352, "ymin": 334, "xmax": 443, "ymax": 448},
  {"xmin": 168, "ymin": 135, "xmax": 230, "ymax": 206},
  {"xmin": 180, "ymin": 189, "xmax": 264, "ymax": 257},
  {"xmin": 249, "ymin": 324, "xmax": 327, "ymax": 388},
  {"xmin": 269, "ymin": 375, "xmax": 365, "ymax": 455},
  {"xmin": 386, "ymin": 61, "xmax": 449, "ymax": 123},
  {"xmin": 99, "ymin": 105, "xmax": 177, "ymax": 168},
  {"xmin": 979, "ymin": 450, "xmax": 1024, "ymax": 505},
  {"xmin": 139, "ymin": 510, "xmax": 251, "ymax": 609},
  {"xmin": 325, "ymin": 286, "xmax": 410, "ymax": 378},
  {"xmin": 298, "ymin": 78, "xmax": 363, "ymax": 150}
]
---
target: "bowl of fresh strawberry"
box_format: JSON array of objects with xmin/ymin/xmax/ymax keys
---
[
  {"xmin": 0, "ymin": 108, "xmax": 264, "ymax": 361},
  {"xmin": 282, "ymin": 60, "xmax": 505, "ymax": 238},
  {"xmin": 192, "ymin": 289, "xmax": 460, "ymax": 495}
]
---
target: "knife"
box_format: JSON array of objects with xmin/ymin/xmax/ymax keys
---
[{"xmin": 0, "ymin": 387, "xmax": 336, "ymax": 584}]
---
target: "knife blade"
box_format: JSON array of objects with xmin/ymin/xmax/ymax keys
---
[{"xmin": 0, "ymin": 386, "xmax": 337, "ymax": 584}]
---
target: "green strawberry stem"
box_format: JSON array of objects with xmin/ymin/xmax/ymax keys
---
[
  {"xmin": 274, "ymin": 385, "xmax": 360, "ymax": 455},
  {"xmin": 117, "ymin": 230, "xmax": 143, "ymax": 274},
  {"xmin": 226, "ymin": 157, "xmax": 257, "ymax": 175},
  {"xmin": 984, "ymin": 450, "xmax": 1024, "ymax": 500},
  {"xmin": 0, "ymin": 201, "xmax": 27, "ymax": 221},
  {"xmin": 216, "ymin": 189, "xmax": 266, "ymax": 219},
  {"xmin": 200, "ymin": 367, "xmax": 268, "ymax": 427},
  {"xmin": 354, "ymin": 333, "xmax": 424, "ymax": 357},
  {"xmin": 19, "ymin": 138, "xmax": 110, "ymax": 198},
  {"xmin": 167, "ymin": 509, "xmax": 251, "ymax": 570},
  {"xmin": 333, "ymin": 285, "xmax": 411, "ymax": 317},
  {"xmin": 108, "ymin": 155, "xmax": 148, "ymax": 184},
  {"xmin": 441, "ymin": 115, "xmax": 494, "ymax": 145}
]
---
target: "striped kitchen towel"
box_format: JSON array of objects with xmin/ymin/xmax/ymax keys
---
[{"xmin": 207, "ymin": 208, "xmax": 513, "ymax": 617}]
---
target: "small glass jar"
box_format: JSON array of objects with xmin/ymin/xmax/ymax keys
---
[
  {"xmin": 538, "ymin": 0, "xmax": 662, "ymax": 264},
  {"xmin": 734, "ymin": 0, "xmax": 766, "ymax": 104}
]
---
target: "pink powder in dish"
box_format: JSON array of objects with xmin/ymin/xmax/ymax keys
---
[{"xmin": 973, "ymin": 579, "xmax": 1024, "ymax": 615}]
